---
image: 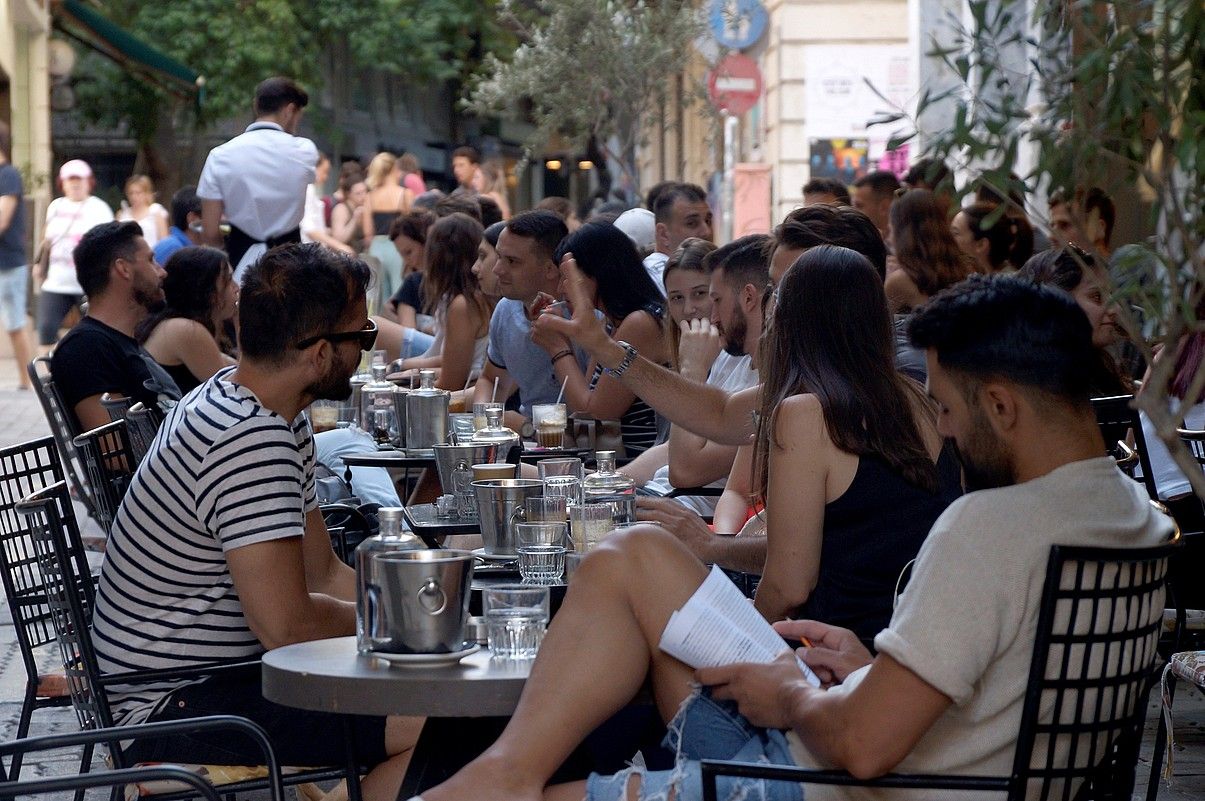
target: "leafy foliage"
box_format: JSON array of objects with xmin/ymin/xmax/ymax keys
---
[
  {"xmin": 899, "ymin": 0, "xmax": 1204, "ymax": 498},
  {"xmin": 464, "ymin": 0, "xmax": 707, "ymax": 194}
]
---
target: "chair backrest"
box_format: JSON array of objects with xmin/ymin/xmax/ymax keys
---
[
  {"xmin": 71, "ymin": 420, "xmax": 135, "ymax": 535},
  {"xmin": 100, "ymin": 393, "xmax": 134, "ymax": 424},
  {"xmin": 17, "ymin": 481, "xmax": 110, "ymax": 733},
  {"xmin": 0, "ymin": 437, "xmax": 79, "ymax": 683},
  {"xmin": 1092, "ymin": 395, "xmax": 1159, "ymax": 499},
  {"xmin": 124, "ymin": 402, "xmax": 164, "ymax": 466},
  {"xmin": 1178, "ymin": 429, "xmax": 1205, "ymax": 468},
  {"xmin": 27, "ymin": 356, "xmax": 99, "ymax": 521},
  {"xmin": 1008, "ymin": 541, "xmax": 1175, "ymax": 800}
]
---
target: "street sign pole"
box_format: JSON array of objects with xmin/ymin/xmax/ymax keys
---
[{"xmin": 722, "ymin": 112, "xmax": 738, "ymax": 244}]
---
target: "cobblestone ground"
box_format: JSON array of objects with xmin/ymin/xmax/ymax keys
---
[{"xmin": 0, "ymin": 349, "xmax": 1202, "ymax": 799}]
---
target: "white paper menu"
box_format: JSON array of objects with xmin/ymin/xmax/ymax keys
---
[{"xmin": 659, "ymin": 565, "xmax": 822, "ymax": 688}]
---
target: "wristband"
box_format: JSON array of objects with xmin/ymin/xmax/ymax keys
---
[
  {"xmin": 604, "ymin": 340, "xmax": 639, "ymax": 377},
  {"xmin": 551, "ymin": 348, "xmax": 574, "ymax": 364}
]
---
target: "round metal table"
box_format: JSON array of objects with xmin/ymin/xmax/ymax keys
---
[{"xmin": 262, "ymin": 635, "xmax": 530, "ymax": 718}]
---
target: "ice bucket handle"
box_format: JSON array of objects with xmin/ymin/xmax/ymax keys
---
[{"xmin": 417, "ymin": 576, "xmax": 448, "ymax": 615}]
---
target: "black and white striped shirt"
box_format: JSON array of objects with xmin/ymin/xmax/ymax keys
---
[{"xmin": 92, "ymin": 367, "xmax": 317, "ymax": 724}]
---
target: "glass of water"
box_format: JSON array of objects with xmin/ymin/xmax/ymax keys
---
[
  {"xmin": 525, "ymin": 495, "xmax": 568, "ymax": 523},
  {"xmin": 538, "ymin": 458, "xmax": 584, "ymax": 480},
  {"xmin": 543, "ymin": 475, "xmax": 583, "ymax": 507},
  {"xmin": 570, "ymin": 503, "xmax": 614, "ymax": 552},
  {"xmin": 484, "ymin": 584, "xmax": 550, "ymax": 659},
  {"xmin": 516, "ymin": 521, "xmax": 567, "ymax": 583}
]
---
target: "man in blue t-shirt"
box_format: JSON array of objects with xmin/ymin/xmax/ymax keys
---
[
  {"xmin": 0, "ymin": 122, "xmax": 31, "ymax": 389},
  {"xmin": 152, "ymin": 185, "xmax": 203, "ymax": 266},
  {"xmin": 471, "ymin": 210, "xmax": 577, "ymax": 426}
]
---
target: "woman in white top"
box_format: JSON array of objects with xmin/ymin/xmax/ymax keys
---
[
  {"xmin": 300, "ymin": 153, "xmax": 354, "ymax": 254},
  {"xmin": 386, "ymin": 213, "xmax": 493, "ymax": 391},
  {"xmin": 117, "ymin": 174, "xmax": 168, "ymax": 248},
  {"xmin": 35, "ymin": 159, "xmax": 114, "ymax": 349}
]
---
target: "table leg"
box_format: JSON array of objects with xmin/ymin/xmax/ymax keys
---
[{"xmin": 342, "ymin": 718, "xmax": 364, "ymax": 801}]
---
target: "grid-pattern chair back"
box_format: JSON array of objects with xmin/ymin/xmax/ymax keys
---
[
  {"xmin": 125, "ymin": 402, "xmax": 164, "ymax": 466},
  {"xmin": 17, "ymin": 482, "xmax": 111, "ymax": 735},
  {"xmin": 27, "ymin": 356, "xmax": 98, "ymax": 521},
  {"xmin": 99, "ymin": 393, "xmax": 134, "ymax": 424},
  {"xmin": 1178, "ymin": 429, "xmax": 1205, "ymax": 468},
  {"xmin": 71, "ymin": 420, "xmax": 134, "ymax": 535},
  {"xmin": 1009, "ymin": 542, "xmax": 1174, "ymax": 801},
  {"xmin": 1092, "ymin": 395, "xmax": 1159, "ymax": 499}
]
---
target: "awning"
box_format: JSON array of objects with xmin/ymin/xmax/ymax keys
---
[{"xmin": 52, "ymin": 0, "xmax": 205, "ymax": 103}]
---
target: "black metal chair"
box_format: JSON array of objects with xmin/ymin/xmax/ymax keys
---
[
  {"xmin": 701, "ymin": 541, "xmax": 1176, "ymax": 801},
  {"xmin": 27, "ymin": 356, "xmax": 98, "ymax": 522},
  {"xmin": 0, "ymin": 717, "xmax": 286, "ymax": 801},
  {"xmin": 1093, "ymin": 394, "xmax": 1159, "ymax": 499},
  {"xmin": 17, "ymin": 482, "xmax": 360, "ymax": 799},
  {"xmin": 124, "ymin": 402, "xmax": 164, "ymax": 465},
  {"xmin": 0, "ymin": 437, "xmax": 94, "ymax": 782},
  {"xmin": 71, "ymin": 420, "xmax": 135, "ymax": 535},
  {"xmin": 99, "ymin": 393, "xmax": 134, "ymax": 424}
]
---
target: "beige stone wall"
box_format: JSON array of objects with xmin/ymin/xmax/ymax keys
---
[{"xmin": 1, "ymin": 0, "xmax": 53, "ymax": 231}]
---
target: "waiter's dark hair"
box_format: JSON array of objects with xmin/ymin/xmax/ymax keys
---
[
  {"xmin": 239, "ymin": 243, "xmax": 370, "ymax": 365},
  {"xmin": 254, "ymin": 77, "xmax": 309, "ymax": 116}
]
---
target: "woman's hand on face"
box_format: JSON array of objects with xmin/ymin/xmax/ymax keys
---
[
  {"xmin": 533, "ymin": 253, "xmax": 613, "ymax": 358},
  {"xmin": 677, "ymin": 318, "xmax": 723, "ymax": 376}
]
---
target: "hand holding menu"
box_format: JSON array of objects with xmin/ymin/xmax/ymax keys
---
[{"xmin": 659, "ymin": 565, "xmax": 822, "ymax": 688}]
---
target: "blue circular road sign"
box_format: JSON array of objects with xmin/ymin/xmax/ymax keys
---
[{"xmin": 709, "ymin": 0, "xmax": 768, "ymax": 51}]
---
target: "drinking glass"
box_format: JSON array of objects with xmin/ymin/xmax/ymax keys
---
[
  {"xmin": 524, "ymin": 495, "xmax": 568, "ymax": 524},
  {"xmin": 569, "ymin": 503, "xmax": 614, "ymax": 552},
  {"xmin": 531, "ymin": 403, "xmax": 568, "ymax": 449},
  {"xmin": 484, "ymin": 585, "xmax": 550, "ymax": 659},
  {"xmin": 538, "ymin": 458, "xmax": 583, "ymax": 481},
  {"xmin": 448, "ymin": 413, "xmax": 477, "ymax": 443},
  {"xmin": 516, "ymin": 521, "xmax": 567, "ymax": 583},
  {"xmin": 472, "ymin": 463, "xmax": 516, "ymax": 481},
  {"xmin": 543, "ymin": 476, "xmax": 583, "ymax": 508},
  {"xmin": 309, "ymin": 400, "xmax": 339, "ymax": 433}
]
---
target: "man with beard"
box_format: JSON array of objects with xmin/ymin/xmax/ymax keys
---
[
  {"xmin": 51, "ymin": 221, "xmax": 181, "ymax": 433},
  {"xmin": 90, "ymin": 244, "xmax": 421, "ymax": 801},
  {"xmin": 417, "ymin": 275, "xmax": 1170, "ymax": 801}
]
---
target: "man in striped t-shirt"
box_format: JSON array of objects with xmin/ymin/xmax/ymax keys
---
[{"xmin": 92, "ymin": 243, "xmax": 420, "ymax": 801}]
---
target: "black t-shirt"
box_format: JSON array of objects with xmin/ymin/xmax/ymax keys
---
[
  {"xmin": 0, "ymin": 163, "xmax": 26, "ymax": 270},
  {"xmin": 391, "ymin": 271, "xmax": 425, "ymax": 311},
  {"xmin": 51, "ymin": 316, "xmax": 182, "ymax": 433}
]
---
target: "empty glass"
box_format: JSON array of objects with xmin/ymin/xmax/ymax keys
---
[
  {"xmin": 448, "ymin": 413, "xmax": 477, "ymax": 443},
  {"xmin": 543, "ymin": 475, "xmax": 583, "ymax": 508},
  {"xmin": 570, "ymin": 503, "xmax": 614, "ymax": 552},
  {"xmin": 524, "ymin": 495, "xmax": 568, "ymax": 524},
  {"xmin": 516, "ymin": 521, "xmax": 567, "ymax": 583},
  {"xmin": 484, "ymin": 585, "xmax": 550, "ymax": 659},
  {"xmin": 538, "ymin": 458, "xmax": 584, "ymax": 480}
]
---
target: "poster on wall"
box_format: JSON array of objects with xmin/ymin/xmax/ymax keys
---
[
  {"xmin": 808, "ymin": 138, "xmax": 869, "ymax": 183},
  {"xmin": 804, "ymin": 44, "xmax": 914, "ymax": 173}
]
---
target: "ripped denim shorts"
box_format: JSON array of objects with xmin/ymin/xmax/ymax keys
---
[{"xmin": 585, "ymin": 688, "xmax": 805, "ymax": 801}]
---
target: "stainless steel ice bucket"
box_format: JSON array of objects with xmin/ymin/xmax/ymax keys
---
[
  {"xmin": 472, "ymin": 479, "xmax": 543, "ymax": 556},
  {"xmin": 361, "ymin": 549, "xmax": 475, "ymax": 654}
]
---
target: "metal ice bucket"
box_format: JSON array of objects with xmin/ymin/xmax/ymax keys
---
[
  {"xmin": 432, "ymin": 444, "xmax": 503, "ymax": 517},
  {"xmin": 472, "ymin": 479, "xmax": 544, "ymax": 556},
  {"xmin": 361, "ymin": 550, "xmax": 475, "ymax": 654}
]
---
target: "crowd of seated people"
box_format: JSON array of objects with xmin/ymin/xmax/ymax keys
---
[{"xmin": 30, "ymin": 72, "xmax": 1202, "ymax": 801}]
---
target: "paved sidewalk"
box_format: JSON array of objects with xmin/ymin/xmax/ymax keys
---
[{"xmin": 0, "ymin": 349, "xmax": 1203, "ymax": 799}]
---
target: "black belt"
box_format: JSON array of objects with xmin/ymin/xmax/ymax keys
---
[{"xmin": 225, "ymin": 224, "xmax": 301, "ymax": 268}]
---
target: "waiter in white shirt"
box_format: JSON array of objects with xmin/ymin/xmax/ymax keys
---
[{"xmin": 198, "ymin": 77, "xmax": 318, "ymax": 280}]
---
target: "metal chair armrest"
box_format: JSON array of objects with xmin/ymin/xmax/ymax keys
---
[
  {"xmin": 0, "ymin": 715, "xmax": 284, "ymax": 801},
  {"xmin": 3, "ymin": 765, "xmax": 225, "ymax": 801},
  {"xmin": 699, "ymin": 760, "xmax": 1008, "ymax": 800}
]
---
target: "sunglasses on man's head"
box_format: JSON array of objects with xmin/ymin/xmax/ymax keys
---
[{"xmin": 296, "ymin": 319, "xmax": 378, "ymax": 352}]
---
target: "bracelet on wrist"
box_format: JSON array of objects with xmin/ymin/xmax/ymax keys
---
[
  {"xmin": 551, "ymin": 348, "xmax": 574, "ymax": 364},
  {"xmin": 604, "ymin": 340, "xmax": 639, "ymax": 377}
]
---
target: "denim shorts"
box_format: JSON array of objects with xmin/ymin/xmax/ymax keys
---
[
  {"xmin": 0, "ymin": 265, "xmax": 27, "ymax": 332},
  {"xmin": 586, "ymin": 689, "xmax": 804, "ymax": 801}
]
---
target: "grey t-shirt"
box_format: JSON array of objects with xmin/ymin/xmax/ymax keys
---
[
  {"xmin": 486, "ymin": 298, "xmax": 587, "ymax": 417},
  {"xmin": 0, "ymin": 164, "xmax": 26, "ymax": 270}
]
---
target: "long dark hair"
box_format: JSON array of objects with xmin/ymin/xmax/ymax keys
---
[
  {"xmin": 1018, "ymin": 247, "xmax": 1130, "ymax": 395},
  {"xmin": 135, "ymin": 246, "xmax": 233, "ymax": 351},
  {"xmin": 754, "ymin": 245, "xmax": 937, "ymax": 499},
  {"xmin": 891, "ymin": 189, "xmax": 977, "ymax": 295},
  {"xmin": 422, "ymin": 212, "xmax": 488, "ymax": 320},
  {"xmin": 960, "ymin": 201, "xmax": 1034, "ymax": 271},
  {"xmin": 554, "ymin": 222, "xmax": 665, "ymax": 326}
]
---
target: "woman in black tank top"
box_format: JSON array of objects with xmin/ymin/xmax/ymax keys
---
[{"xmin": 750, "ymin": 246, "xmax": 961, "ymax": 643}]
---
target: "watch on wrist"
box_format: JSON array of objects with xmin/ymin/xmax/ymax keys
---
[{"xmin": 604, "ymin": 340, "xmax": 639, "ymax": 377}]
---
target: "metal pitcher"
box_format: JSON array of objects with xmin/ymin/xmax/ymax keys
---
[
  {"xmin": 361, "ymin": 549, "xmax": 475, "ymax": 654},
  {"xmin": 472, "ymin": 479, "xmax": 544, "ymax": 556},
  {"xmin": 433, "ymin": 443, "xmax": 503, "ymax": 517}
]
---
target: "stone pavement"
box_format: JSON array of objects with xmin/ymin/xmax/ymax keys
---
[{"xmin": 0, "ymin": 346, "xmax": 1203, "ymax": 798}]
